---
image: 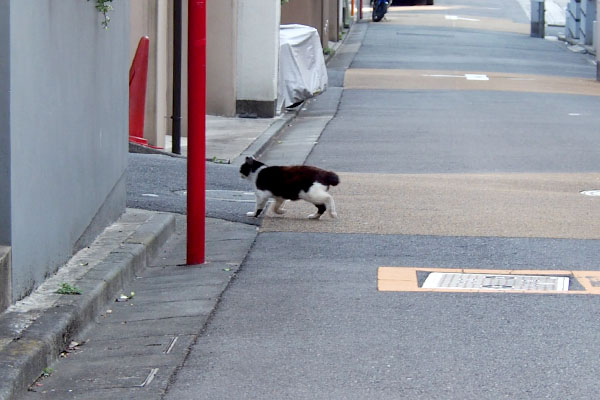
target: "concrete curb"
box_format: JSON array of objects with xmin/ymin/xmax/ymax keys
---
[
  {"xmin": 0, "ymin": 209, "xmax": 175, "ymax": 400},
  {"xmin": 233, "ymin": 109, "xmax": 299, "ymax": 165},
  {"xmin": 129, "ymin": 110, "xmax": 299, "ymax": 166},
  {"xmin": 559, "ymin": 34, "xmax": 597, "ymax": 56},
  {"xmin": 129, "ymin": 142, "xmax": 186, "ymax": 158}
]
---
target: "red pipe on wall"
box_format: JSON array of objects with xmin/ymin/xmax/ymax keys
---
[{"xmin": 187, "ymin": 0, "xmax": 206, "ymax": 265}]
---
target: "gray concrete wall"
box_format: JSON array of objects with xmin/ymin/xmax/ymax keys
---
[
  {"xmin": 0, "ymin": 0, "xmax": 10, "ymax": 248},
  {"xmin": 597, "ymin": 0, "xmax": 600, "ymax": 80},
  {"xmin": 8, "ymin": 0, "xmax": 130, "ymax": 301}
]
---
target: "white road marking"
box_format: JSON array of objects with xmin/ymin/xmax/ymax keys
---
[
  {"xmin": 464, "ymin": 74, "xmax": 489, "ymax": 81},
  {"xmin": 581, "ymin": 190, "xmax": 600, "ymax": 196},
  {"xmin": 137, "ymin": 368, "xmax": 159, "ymax": 387},
  {"xmin": 445, "ymin": 15, "xmax": 480, "ymax": 22},
  {"xmin": 422, "ymin": 74, "xmax": 465, "ymax": 78},
  {"xmin": 422, "ymin": 73, "xmax": 490, "ymax": 81}
]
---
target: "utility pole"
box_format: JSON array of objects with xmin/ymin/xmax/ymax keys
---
[{"xmin": 187, "ymin": 0, "xmax": 206, "ymax": 265}]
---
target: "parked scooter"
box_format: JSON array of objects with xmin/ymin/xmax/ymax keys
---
[{"xmin": 372, "ymin": 0, "xmax": 391, "ymax": 22}]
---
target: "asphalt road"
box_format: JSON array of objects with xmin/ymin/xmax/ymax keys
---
[
  {"xmin": 127, "ymin": 154, "xmax": 259, "ymax": 225},
  {"xmin": 165, "ymin": 1, "xmax": 600, "ymax": 399}
]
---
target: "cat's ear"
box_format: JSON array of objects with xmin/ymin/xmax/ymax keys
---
[{"xmin": 246, "ymin": 156, "xmax": 255, "ymax": 164}]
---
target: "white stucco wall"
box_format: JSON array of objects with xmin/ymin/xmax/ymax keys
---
[
  {"xmin": 6, "ymin": 0, "xmax": 129, "ymax": 301},
  {"xmin": 207, "ymin": 0, "xmax": 238, "ymax": 116},
  {"xmin": 236, "ymin": 0, "xmax": 280, "ymax": 103}
]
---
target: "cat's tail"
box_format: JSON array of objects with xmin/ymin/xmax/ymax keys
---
[{"xmin": 319, "ymin": 171, "xmax": 340, "ymax": 187}]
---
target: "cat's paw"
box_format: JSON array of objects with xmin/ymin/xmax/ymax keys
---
[
  {"xmin": 246, "ymin": 211, "xmax": 256, "ymax": 217},
  {"xmin": 274, "ymin": 208, "xmax": 286, "ymax": 215},
  {"xmin": 330, "ymin": 211, "xmax": 338, "ymax": 219},
  {"xmin": 308, "ymin": 213, "xmax": 322, "ymax": 219}
]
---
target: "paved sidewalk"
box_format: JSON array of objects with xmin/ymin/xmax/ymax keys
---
[
  {"xmin": 0, "ymin": 209, "xmax": 176, "ymax": 400},
  {"xmin": 130, "ymin": 110, "xmax": 298, "ymax": 165},
  {"xmin": 167, "ymin": 115, "xmax": 286, "ymax": 162},
  {"xmin": 20, "ymin": 216, "xmax": 256, "ymax": 400}
]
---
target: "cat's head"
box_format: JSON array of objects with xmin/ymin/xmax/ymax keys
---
[{"xmin": 240, "ymin": 157, "xmax": 265, "ymax": 180}]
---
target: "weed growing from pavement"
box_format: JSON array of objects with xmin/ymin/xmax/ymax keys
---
[{"xmin": 56, "ymin": 283, "xmax": 82, "ymax": 295}]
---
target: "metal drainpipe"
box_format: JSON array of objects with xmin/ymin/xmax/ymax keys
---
[{"xmin": 172, "ymin": 0, "xmax": 182, "ymax": 155}]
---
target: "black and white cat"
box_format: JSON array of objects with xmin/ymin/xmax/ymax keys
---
[{"xmin": 240, "ymin": 157, "xmax": 339, "ymax": 219}]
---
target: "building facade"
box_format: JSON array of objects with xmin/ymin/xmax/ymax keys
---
[{"xmin": 0, "ymin": 0, "xmax": 130, "ymax": 309}]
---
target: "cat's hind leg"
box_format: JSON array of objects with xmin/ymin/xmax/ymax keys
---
[
  {"xmin": 308, "ymin": 204, "xmax": 326, "ymax": 219},
  {"xmin": 303, "ymin": 183, "xmax": 338, "ymax": 219}
]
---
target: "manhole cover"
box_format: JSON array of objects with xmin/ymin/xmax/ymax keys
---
[
  {"xmin": 422, "ymin": 272, "xmax": 569, "ymax": 292},
  {"xmin": 581, "ymin": 190, "xmax": 600, "ymax": 197}
]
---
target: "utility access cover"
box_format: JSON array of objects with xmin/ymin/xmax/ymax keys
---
[{"xmin": 422, "ymin": 272, "xmax": 569, "ymax": 292}]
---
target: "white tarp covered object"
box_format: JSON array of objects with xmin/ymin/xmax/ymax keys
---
[{"xmin": 278, "ymin": 24, "xmax": 328, "ymax": 111}]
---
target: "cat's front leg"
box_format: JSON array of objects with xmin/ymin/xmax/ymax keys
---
[
  {"xmin": 273, "ymin": 197, "xmax": 287, "ymax": 214},
  {"xmin": 246, "ymin": 191, "xmax": 270, "ymax": 217}
]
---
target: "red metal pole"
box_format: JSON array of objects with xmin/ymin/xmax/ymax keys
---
[
  {"xmin": 187, "ymin": 0, "xmax": 206, "ymax": 264},
  {"xmin": 359, "ymin": 0, "xmax": 363, "ymax": 19}
]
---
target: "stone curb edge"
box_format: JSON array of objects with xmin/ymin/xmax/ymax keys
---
[
  {"xmin": 128, "ymin": 109, "xmax": 299, "ymax": 165},
  {"xmin": 233, "ymin": 109, "xmax": 299, "ymax": 165},
  {"xmin": 0, "ymin": 211, "xmax": 176, "ymax": 400},
  {"xmin": 129, "ymin": 142, "xmax": 187, "ymax": 158}
]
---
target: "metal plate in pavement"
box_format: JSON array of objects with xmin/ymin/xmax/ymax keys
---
[{"xmin": 422, "ymin": 272, "xmax": 569, "ymax": 292}]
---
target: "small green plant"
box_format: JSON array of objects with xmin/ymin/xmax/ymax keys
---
[
  {"xmin": 56, "ymin": 283, "xmax": 82, "ymax": 295},
  {"xmin": 88, "ymin": 0, "xmax": 114, "ymax": 29},
  {"xmin": 210, "ymin": 156, "xmax": 230, "ymax": 164},
  {"xmin": 42, "ymin": 367, "xmax": 54, "ymax": 377},
  {"xmin": 323, "ymin": 47, "xmax": 335, "ymax": 56}
]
